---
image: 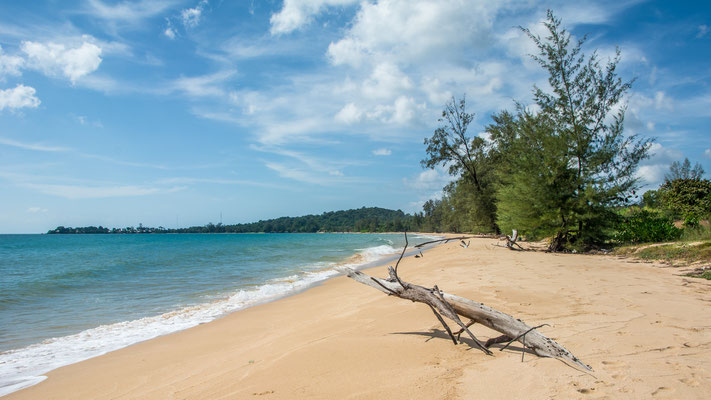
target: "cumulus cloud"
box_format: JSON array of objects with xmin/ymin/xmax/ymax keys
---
[
  {"xmin": 362, "ymin": 62, "xmax": 413, "ymax": 99},
  {"xmin": 372, "ymin": 148, "xmax": 391, "ymax": 156},
  {"xmin": 335, "ymin": 102, "xmax": 363, "ymax": 124},
  {"xmin": 21, "ymin": 40, "xmax": 102, "ymax": 83},
  {"xmin": 0, "ymin": 45, "xmax": 24, "ymax": 79},
  {"xmin": 270, "ymin": 0, "xmax": 358, "ymax": 35},
  {"xmin": 0, "ymin": 84, "xmax": 40, "ymax": 111},
  {"xmin": 327, "ymin": 0, "xmax": 499, "ymax": 67},
  {"xmin": 405, "ymin": 168, "xmax": 452, "ymax": 191}
]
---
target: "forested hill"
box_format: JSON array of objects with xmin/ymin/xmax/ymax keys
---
[{"xmin": 47, "ymin": 207, "xmax": 422, "ymax": 234}]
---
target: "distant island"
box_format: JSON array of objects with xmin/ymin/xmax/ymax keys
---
[{"xmin": 47, "ymin": 207, "xmax": 430, "ymax": 234}]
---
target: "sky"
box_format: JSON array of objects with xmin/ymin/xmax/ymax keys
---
[{"xmin": 0, "ymin": 0, "xmax": 710, "ymax": 233}]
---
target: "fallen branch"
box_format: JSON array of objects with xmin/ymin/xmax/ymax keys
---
[{"xmin": 337, "ymin": 234, "xmax": 592, "ymax": 371}]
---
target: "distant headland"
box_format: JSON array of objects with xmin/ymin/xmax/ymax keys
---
[{"xmin": 47, "ymin": 207, "xmax": 430, "ymax": 234}]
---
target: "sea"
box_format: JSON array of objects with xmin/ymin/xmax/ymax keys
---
[{"xmin": 0, "ymin": 232, "xmax": 438, "ymax": 396}]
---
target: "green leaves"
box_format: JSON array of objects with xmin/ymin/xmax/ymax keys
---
[
  {"xmin": 659, "ymin": 179, "xmax": 711, "ymax": 223},
  {"xmin": 492, "ymin": 10, "xmax": 651, "ymax": 250}
]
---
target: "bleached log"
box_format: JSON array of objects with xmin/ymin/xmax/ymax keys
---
[{"xmin": 338, "ymin": 266, "xmax": 592, "ymax": 372}]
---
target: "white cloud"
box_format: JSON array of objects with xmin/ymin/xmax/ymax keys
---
[
  {"xmin": 372, "ymin": 148, "xmax": 391, "ymax": 156},
  {"xmin": 23, "ymin": 183, "xmax": 182, "ymax": 199},
  {"xmin": 705, "ymin": 149, "xmax": 711, "ymax": 159},
  {"xmin": 164, "ymin": 18, "xmax": 177, "ymax": 39},
  {"xmin": 327, "ymin": 0, "xmax": 499, "ymax": 68},
  {"xmin": 265, "ymin": 162, "xmax": 328, "ymax": 185},
  {"xmin": 181, "ymin": 0, "xmax": 208, "ymax": 28},
  {"xmin": 697, "ymin": 24, "xmax": 709, "ymax": 39},
  {"xmin": 636, "ymin": 142, "xmax": 684, "ymax": 187},
  {"xmin": 405, "ymin": 168, "xmax": 452, "ymax": 191},
  {"xmin": 85, "ymin": 0, "xmax": 177, "ymax": 22},
  {"xmin": 334, "ymin": 102, "xmax": 363, "ymax": 124},
  {"xmin": 0, "ymin": 45, "xmax": 24, "ymax": 78},
  {"xmin": 0, "ymin": 136, "xmax": 69, "ymax": 152},
  {"xmin": 0, "ymin": 85, "xmax": 40, "ymax": 111},
  {"xmin": 75, "ymin": 115, "xmax": 104, "ymax": 128},
  {"xmin": 270, "ymin": 0, "xmax": 359, "ymax": 35},
  {"xmin": 365, "ymin": 95, "xmax": 425, "ymax": 125},
  {"xmin": 362, "ymin": 62, "xmax": 413, "ymax": 99},
  {"xmin": 21, "ymin": 40, "xmax": 102, "ymax": 83},
  {"xmin": 172, "ymin": 69, "xmax": 236, "ymax": 98},
  {"xmin": 27, "ymin": 207, "xmax": 48, "ymax": 213},
  {"xmin": 654, "ymin": 91, "xmax": 673, "ymax": 111}
]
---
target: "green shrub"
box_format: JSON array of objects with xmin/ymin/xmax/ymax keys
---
[{"xmin": 614, "ymin": 209, "xmax": 682, "ymax": 243}]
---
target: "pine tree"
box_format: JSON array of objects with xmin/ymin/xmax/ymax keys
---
[{"xmin": 492, "ymin": 11, "xmax": 652, "ymax": 250}]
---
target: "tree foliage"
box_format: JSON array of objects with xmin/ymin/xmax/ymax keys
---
[
  {"xmin": 665, "ymin": 158, "xmax": 705, "ymax": 182},
  {"xmin": 613, "ymin": 208, "xmax": 681, "ymax": 243},
  {"xmin": 48, "ymin": 207, "xmax": 419, "ymax": 234},
  {"xmin": 658, "ymin": 178, "xmax": 711, "ymax": 225},
  {"xmin": 421, "ymin": 96, "xmax": 498, "ymax": 232},
  {"xmin": 489, "ymin": 10, "xmax": 652, "ymax": 250}
]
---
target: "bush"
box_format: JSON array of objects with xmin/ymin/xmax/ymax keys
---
[
  {"xmin": 659, "ymin": 178, "xmax": 711, "ymax": 221},
  {"xmin": 614, "ymin": 209, "xmax": 682, "ymax": 243}
]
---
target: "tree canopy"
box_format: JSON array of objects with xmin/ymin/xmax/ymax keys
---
[
  {"xmin": 419, "ymin": 10, "xmax": 653, "ymax": 250},
  {"xmin": 665, "ymin": 158, "xmax": 705, "ymax": 182}
]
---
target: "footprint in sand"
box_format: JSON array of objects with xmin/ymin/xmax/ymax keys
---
[
  {"xmin": 651, "ymin": 386, "xmax": 674, "ymax": 396},
  {"xmin": 601, "ymin": 360, "xmax": 630, "ymax": 374},
  {"xmin": 680, "ymin": 375, "xmax": 701, "ymax": 387}
]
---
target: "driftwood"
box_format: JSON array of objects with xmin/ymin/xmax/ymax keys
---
[
  {"xmin": 337, "ymin": 234, "xmax": 592, "ymax": 372},
  {"xmin": 505, "ymin": 229, "xmax": 524, "ymax": 250}
]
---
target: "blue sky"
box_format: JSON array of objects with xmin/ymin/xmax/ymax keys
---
[{"xmin": 1, "ymin": 0, "xmax": 709, "ymax": 233}]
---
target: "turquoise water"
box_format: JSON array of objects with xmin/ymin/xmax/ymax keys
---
[{"xmin": 0, "ymin": 233, "xmax": 435, "ymax": 395}]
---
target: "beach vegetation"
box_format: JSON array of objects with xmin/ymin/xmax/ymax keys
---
[
  {"xmin": 615, "ymin": 241, "xmax": 711, "ymax": 264},
  {"xmin": 612, "ymin": 208, "xmax": 681, "ymax": 243},
  {"xmin": 657, "ymin": 178, "xmax": 711, "ymax": 226}
]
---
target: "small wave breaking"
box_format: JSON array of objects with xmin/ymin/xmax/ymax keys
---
[{"xmin": 0, "ymin": 241, "xmax": 402, "ymax": 397}]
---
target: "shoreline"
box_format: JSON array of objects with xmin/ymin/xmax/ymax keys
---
[
  {"xmin": 6, "ymin": 237, "xmax": 711, "ymax": 399},
  {"xmin": 0, "ymin": 233, "xmax": 444, "ymax": 397}
]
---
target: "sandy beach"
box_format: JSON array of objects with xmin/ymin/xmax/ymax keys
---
[{"xmin": 6, "ymin": 237, "xmax": 710, "ymax": 399}]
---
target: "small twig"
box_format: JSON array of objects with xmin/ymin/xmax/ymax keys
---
[
  {"xmin": 454, "ymin": 320, "xmax": 476, "ymax": 341},
  {"xmin": 433, "ymin": 284, "xmax": 492, "ymax": 355},
  {"xmin": 414, "ymin": 236, "xmax": 475, "ymax": 248},
  {"xmin": 393, "ymin": 232, "xmax": 408, "ymax": 289},
  {"xmin": 499, "ymin": 324, "xmax": 551, "ymax": 362},
  {"xmin": 371, "ymin": 277, "xmax": 398, "ymax": 296},
  {"xmin": 429, "ymin": 305, "xmax": 457, "ymax": 345}
]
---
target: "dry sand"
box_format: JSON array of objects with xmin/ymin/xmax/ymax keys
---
[{"xmin": 6, "ymin": 238, "xmax": 710, "ymax": 399}]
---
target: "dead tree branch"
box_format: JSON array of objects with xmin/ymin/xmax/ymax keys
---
[
  {"xmin": 340, "ymin": 267, "xmax": 592, "ymax": 371},
  {"xmin": 337, "ymin": 234, "xmax": 592, "ymax": 371}
]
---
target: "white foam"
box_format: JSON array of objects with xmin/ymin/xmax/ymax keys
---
[{"xmin": 0, "ymin": 242, "xmax": 404, "ymax": 397}]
